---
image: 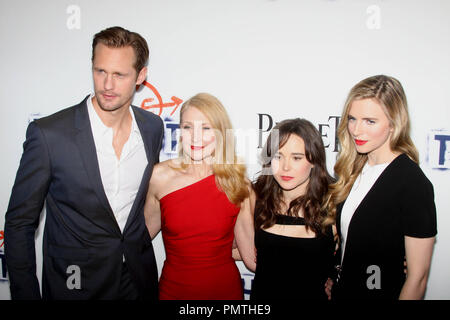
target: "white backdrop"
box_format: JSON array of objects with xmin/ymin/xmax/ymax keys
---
[{"xmin": 1, "ymin": 0, "xmax": 449, "ymax": 300}]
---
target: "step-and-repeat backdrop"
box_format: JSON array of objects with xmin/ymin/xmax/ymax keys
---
[{"xmin": 1, "ymin": 0, "xmax": 449, "ymax": 299}]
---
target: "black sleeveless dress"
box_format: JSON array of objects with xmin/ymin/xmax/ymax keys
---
[{"xmin": 251, "ymin": 214, "xmax": 336, "ymax": 300}]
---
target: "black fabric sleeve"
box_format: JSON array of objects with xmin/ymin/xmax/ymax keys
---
[
  {"xmin": 400, "ymin": 166, "xmax": 437, "ymax": 238},
  {"xmin": 154, "ymin": 116, "xmax": 164, "ymax": 164}
]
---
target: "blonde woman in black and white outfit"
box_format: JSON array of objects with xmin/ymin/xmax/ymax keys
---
[{"xmin": 326, "ymin": 75, "xmax": 437, "ymax": 300}]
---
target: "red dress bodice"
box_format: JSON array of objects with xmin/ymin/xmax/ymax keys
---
[{"xmin": 158, "ymin": 175, "xmax": 243, "ymax": 300}]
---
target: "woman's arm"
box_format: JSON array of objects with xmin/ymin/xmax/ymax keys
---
[
  {"xmin": 399, "ymin": 236, "xmax": 435, "ymax": 300},
  {"xmin": 232, "ymin": 239, "xmax": 242, "ymax": 260},
  {"xmin": 143, "ymin": 167, "xmax": 163, "ymax": 240},
  {"xmin": 234, "ymin": 188, "xmax": 257, "ymax": 272}
]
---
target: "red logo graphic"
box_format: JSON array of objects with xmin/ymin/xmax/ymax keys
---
[
  {"xmin": 0, "ymin": 230, "xmax": 4, "ymax": 248},
  {"xmin": 138, "ymin": 81, "xmax": 183, "ymax": 116}
]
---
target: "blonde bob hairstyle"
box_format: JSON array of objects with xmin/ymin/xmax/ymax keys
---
[
  {"xmin": 173, "ymin": 93, "xmax": 249, "ymax": 205},
  {"xmin": 325, "ymin": 75, "xmax": 418, "ymax": 223}
]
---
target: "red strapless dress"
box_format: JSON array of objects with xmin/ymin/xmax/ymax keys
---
[{"xmin": 158, "ymin": 174, "xmax": 243, "ymax": 300}]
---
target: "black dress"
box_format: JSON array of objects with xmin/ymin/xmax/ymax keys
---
[
  {"xmin": 333, "ymin": 154, "xmax": 437, "ymax": 299},
  {"xmin": 250, "ymin": 214, "xmax": 336, "ymax": 300}
]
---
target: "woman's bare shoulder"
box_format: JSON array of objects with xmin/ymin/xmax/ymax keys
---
[{"xmin": 151, "ymin": 159, "xmax": 183, "ymax": 185}]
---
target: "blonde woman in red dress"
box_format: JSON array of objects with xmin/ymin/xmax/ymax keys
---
[{"xmin": 144, "ymin": 93, "xmax": 256, "ymax": 300}]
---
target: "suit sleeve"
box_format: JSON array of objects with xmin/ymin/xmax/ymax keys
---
[
  {"xmin": 4, "ymin": 121, "xmax": 51, "ymax": 299},
  {"xmin": 154, "ymin": 117, "xmax": 164, "ymax": 164}
]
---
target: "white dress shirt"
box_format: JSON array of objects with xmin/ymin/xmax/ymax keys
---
[
  {"xmin": 340, "ymin": 161, "xmax": 389, "ymax": 264},
  {"xmin": 87, "ymin": 94, "xmax": 147, "ymax": 233}
]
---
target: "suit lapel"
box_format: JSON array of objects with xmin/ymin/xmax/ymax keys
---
[
  {"xmin": 123, "ymin": 107, "xmax": 156, "ymax": 233},
  {"xmin": 74, "ymin": 97, "xmax": 121, "ymax": 236},
  {"xmin": 133, "ymin": 106, "xmax": 154, "ymax": 163}
]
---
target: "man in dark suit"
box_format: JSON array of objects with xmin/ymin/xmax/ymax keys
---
[{"xmin": 4, "ymin": 26, "xmax": 163, "ymax": 300}]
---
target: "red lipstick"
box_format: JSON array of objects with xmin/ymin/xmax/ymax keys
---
[
  {"xmin": 191, "ymin": 145, "xmax": 204, "ymax": 150},
  {"xmin": 355, "ymin": 139, "xmax": 367, "ymax": 146},
  {"xmin": 281, "ymin": 176, "xmax": 294, "ymax": 181}
]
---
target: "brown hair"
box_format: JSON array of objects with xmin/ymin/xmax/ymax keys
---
[
  {"xmin": 92, "ymin": 26, "xmax": 149, "ymax": 74},
  {"xmin": 254, "ymin": 118, "xmax": 334, "ymax": 235},
  {"xmin": 325, "ymin": 75, "xmax": 418, "ymax": 225}
]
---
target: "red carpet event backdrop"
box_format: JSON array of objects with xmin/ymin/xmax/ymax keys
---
[{"xmin": 1, "ymin": 0, "xmax": 449, "ymax": 299}]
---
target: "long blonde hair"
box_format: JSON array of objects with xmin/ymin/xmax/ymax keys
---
[
  {"xmin": 325, "ymin": 75, "xmax": 418, "ymax": 223},
  {"xmin": 174, "ymin": 93, "xmax": 249, "ymax": 205}
]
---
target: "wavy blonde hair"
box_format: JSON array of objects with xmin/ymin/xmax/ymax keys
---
[
  {"xmin": 325, "ymin": 75, "xmax": 418, "ymax": 224},
  {"xmin": 173, "ymin": 93, "xmax": 249, "ymax": 205}
]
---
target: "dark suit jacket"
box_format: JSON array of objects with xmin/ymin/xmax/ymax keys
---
[{"xmin": 4, "ymin": 95, "xmax": 164, "ymax": 300}]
